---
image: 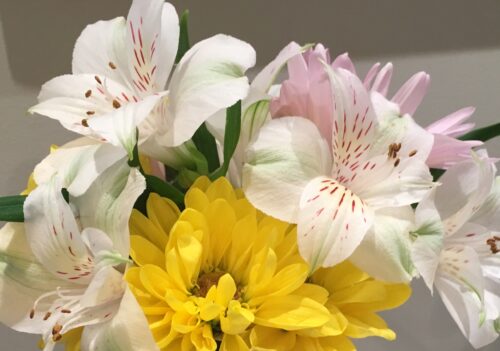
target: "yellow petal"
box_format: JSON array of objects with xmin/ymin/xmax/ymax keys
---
[
  {"xmin": 190, "ymin": 323, "xmax": 217, "ymax": 351},
  {"xmin": 215, "ymin": 274, "xmax": 237, "ymax": 307},
  {"xmin": 250, "ymin": 325, "xmax": 296, "ymax": 351},
  {"xmin": 190, "ymin": 176, "xmax": 212, "ymax": 192},
  {"xmin": 292, "ymin": 283, "xmax": 330, "ymax": 305},
  {"xmin": 172, "ymin": 310, "xmax": 200, "ymax": 334},
  {"xmin": 206, "ymin": 177, "xmax": 237, "ymax": 203},
  {"xmin": 139, "ymin": 264, "xmax": 175, "ymax": 301},
  {"xmin": 319, "ymin": 336, "xmax": 356, "ymax": 351},
  {"xmin": 205, "ymin": 199, "xmax": 236, "ymax": 267},
  {"xmin": 220, "ymin": 334, "xmax": 250, "ymax": 351},
  {"xmin": 220, "ymin": 300, "xmax": 255, "ymax": 335},
  {"xmin": 130, "ymin": 235, "xmax": 165, "ymax": 267},
  {"xmin": 130, "ymin": 209, "xmax": 168, "ymax": 250},
  {"xmin": 344, "ymin": 311, "xmax": 396, "ymax": 340},
  {"xmin": 255, "ymin": 295, "xmax": 330, "ymax": 330},
  {"xmin": 185, "ymin": 187, "xmax": 210, "ymax": 212},
  {"xmin": 147, "ymin": 193, "xmax": 180, "ymax": 236}
]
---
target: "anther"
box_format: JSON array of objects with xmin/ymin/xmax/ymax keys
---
[
  {"xmin": 86, "ymin": 111, "xmax": 95, "ymax": 116},
  {"xmin": 94, "ymin": 76, "xmax": 102, "ymax": 84},
  {"xmin": 53, "ymin": 333, "xmax": 62, "ymax": 342},
  {"xmin": 29, "ymin": 309, "xmax": 35, "ymax": 319},
  {"xmin": 109, "ymin": 61, "xmax": 117, "ymax": 69},
  {"xmin": 85, "ymin": 90, "xmax": 92, "ymax": 98},
  {"xmin": 81, "ymin": 119, "xmax": 89, "ymax": 127},
  {"xmin": 61, "ymin": 309, "xmax": 71, "ymax": 314},
  {"xmin": 43, "ymin": 312, "xmax": 52, "ymax": 321},
  {"xmin": 112, "ymin": 99, "xmax": 121, "ymax": 109},
  {"xmin": 52, "ymin": 323, "xmax": 62, "ymax": 335},
  {"xmin": 409, "ymin": 150, "xmax": 417, "ymax": 157},
  {"xmin": 394, "ymin": 158, "xmax": 400, "ymax": 167}
]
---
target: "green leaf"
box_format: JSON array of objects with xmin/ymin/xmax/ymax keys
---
[
  {"xmin": 175, "ymin": 10, "xmax": 190, "ymax": 64},
  {"xmin": 192, "ymin": 123, "xmax": 220, "ymax": 172},
  {"xmin": 210, "ymin": 101, "xmax": 242, "ymax": 180},
  {"xmin": 430, "ymin": 168, "xmax": 445, "ymax": 181},
  {"xmin": 459, "ymin": 121, "xmax": 500, "ymax": 142},
  {"xmin": 0, "ymin": 195, "xmax": 26, "ymax": 222},
  {"xmin": 127, "ymin": 129, "xmax": 141, "ymax": 169},
  {"xmin": 145, "ymin": 175, "xmax": 185, "ymax": 207}
]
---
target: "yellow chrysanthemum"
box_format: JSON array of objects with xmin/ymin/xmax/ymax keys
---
[{"xmin": 126, "ymin": 177, "xmax": 410, "ymax": 351}]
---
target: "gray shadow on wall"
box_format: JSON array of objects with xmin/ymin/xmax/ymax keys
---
[{"xmin": 2, "ymin": 0, "xmax": 500, "ymax": 88}]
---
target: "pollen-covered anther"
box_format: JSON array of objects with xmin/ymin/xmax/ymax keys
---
[
  {"xmin": 112, "ymin": 99, "xmax": 121, "ymax": 109},
  {"xmin": 86, "ymin": 111, "xmax": 95, "ymax": 116},
  {"xmin": 81, "ymin": 119, "xmax": 89, "ymax": 127},
  {"xmin": 94, "ymin": 76, "xmax": 102, "ymax": 84},
  {"xmin": 29, "ymin": 309, "xmax": 35, "ymax": 319},
  {"xmin": 43, "ymin": 312, "xmax": 52, "ymax": 321},
  {"xmin": 408, "ymin": 150, "xmax": 418, "ymax": 157},
  {"xmin": 394, "ymin": 158, "xmax": 401, "ymax": 167},
  {"xmin": 108, "ymin": 61, "xmax": 117, "ymax": 69},
  {"xmin": 52, "ymin": 323, "xmax": 62, "ymax": 335},
  {"xmin": 486, "ymin": 236, "xmax": 500, "ymax": 254},
  {"xmin": 388, "ymin": 143, "xmax": 402, "ymax": 159},
  {"xmin": 61, "ymin": 309, "xmax": 72, "ymax": 314},
  {"xmin": 85, "ymin": 90, "xmax": 92, "ymax": 98},
  {"xmin": 53, "ymin": 333, "xmax": 63, "ymax": 342}
]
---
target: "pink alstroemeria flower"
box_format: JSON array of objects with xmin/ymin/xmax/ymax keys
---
[{"xmin": 271, "ymin": 46, "xmax": 483, "ymax": 170}]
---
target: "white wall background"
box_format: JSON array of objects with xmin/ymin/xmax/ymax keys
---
[{"xmin": 0, "ymin": 1, "xmax": 499, "ymax": 350}]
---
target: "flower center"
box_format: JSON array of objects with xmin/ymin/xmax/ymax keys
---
[{"xmin": 193, "ymin": 271, "xmax": 226, "ymax": 297}]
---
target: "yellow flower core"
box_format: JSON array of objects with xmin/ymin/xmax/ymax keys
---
[{"xmin": 126, "ymin": 177, "xmax": 411, "ymax": 351}]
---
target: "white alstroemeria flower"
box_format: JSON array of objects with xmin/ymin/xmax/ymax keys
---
[
  {"xmin": 243, "ymin": 63, "xmax": 435, "ymax": 274},
  {"xmin": 30, "ymin": 0, "xmax": 256, "ymax": 160},
  {"xmin": 412, "ymin": 153, "xmax": 500, "ymax": 349},
  {"xmin": 207, "ymin": 41, "xmax": 307, "ymax": 186},
  {"xmin": 0, "ymin": 162, "xmax": 156, "ymax": 350}
]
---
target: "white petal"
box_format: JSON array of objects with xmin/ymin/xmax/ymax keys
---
[
  {"xmin": 30, "ymin": 74, "xmax": 136, "ymax": 139},
  {"xmin": 88, "ymin": 94, "xmax": 163, "ymax": 157},
  {"xmin": 74, "ymin": 162, "xmax": 146, "ymax": 258},
  {"xmin": 350, "ymin": 206, "xmax": 415, "ymax": 282},
  {"xmin": 81, "ymin": 228, "xmax": 115, "ymax": 257},
  {"xmin": 436, "ymin": 276, "xmax": 498, "ymax": 349},
  {"xmin": 436, "ymin": 152, "xmax": 496, "ymax": 235},
  {"xmin": 80, "ymin": 266, "xmax": 125, "ymax": 308},
  {"xmin": 126, "ymin": 0, "xmax": 179, "ymax": 93},
  {"xmin": 412, "ymin": 189, "xmax": 445, "ymax": 291},
  {"xmin": 470, "ymin": 176, "xmax": 500, "ymax": 229},
  {"xmin": 24, "ymin": 177, "xmax": 93, "ymax": 285},
  {"xmin": 163, "ymin": 34, "xmax": 256, "ymax": 146},
  {"xmin": 81, "ymin": 288, "xmax": 159, "ymax": 351},
  {"xmin": 0, "ymin": 223, "xmax": 68, "ymax": 333},
  {"xmin": 72, "ymin": 17, "xmax": 133, "ymax": 90},
  {"xmin": 298, "ymin": 176, "xmax": 374, "ymax": 271},
  {"xmin": 243, "ymin": 117, "xmax": 331, "ymax": 223},
  {"xmin": 34, "ymin": 139, "xmax": 126, "ymax": 197},
  {"xmin": 251, "ymin": 41, "xmax": 303, "ymax": 95}
]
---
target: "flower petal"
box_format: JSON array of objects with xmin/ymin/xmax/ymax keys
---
[
  {"xmin": 81, "ymin": 287, "xmax": 159, "ymax": 351},
  {"xmin": 0, "ymin": 223, "xmax": 68, "ymax": 333},
  {"xmin": 243, "ymin": 117, "xmax": 331, "ymax": 223},
  {"xmin": 126, "ymin": 0, "xmax": 179, "ymax": 93},
  {"xmin": 391, "ymin": 71, "xmax": 430, "ymax": 116},
  {"xmin": 426, "ymin": 107, "xmax": 476, "ymax": 137},
  {"xmin": 350, "ymin": 206, "xmax": 415, "ymax": 282},
  {"xmin": 162, "ymin": 34, "xmax": 256, "ymax": 146},
  {"xmin": 298, "ymin": 176, "xmax": 374, "ymax": 271},
  {"xmin": 74, "ymin": 161, "xmax": 146, "ymax": 258},
  {"xmin": 370, "ymin": 63, "xmax": 393, "ymax": 96},
  {"xmin": 24, "ymin": 177, "xmax": 93, "ymax": 285},
  {"xmin": 426, "ymin": 134, "xmax": 482, "ymax": 169}
]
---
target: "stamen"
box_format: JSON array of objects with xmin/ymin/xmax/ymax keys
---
[
  {"xmin": 85, "ymin": 90, "xmax": 92, "ymax": 98},
  {"xmin": 487, "ymin": 236, "xmax": 500, "ymax": 254},
  {"xmin": 81, "ymin": 119, "xmax": 89, "ymax": 127},
  {"xmin": 61, "ymin": 309, "xmax": 71, "ymax": 314},
  {"xmin": 394, "ymin": 158, "xmax": 400, "ymax": 167},
  {"xmin": 43, "ymin": 312, "xmax": 52, "ymax": 321},
  {"xmin": 53, "ymin": 333, "xmax": 62, "ymax": 342},
  {"xmin": 112, "ymin": 99, "xmax": 121, "ymax": 109},
  {"xmin": 94, "ymin": 76, "xmax": 102, "ymax": 84},
  {"xmin": 108, "ymin": 62, "xmax": 117, "ymax": 69},
  {"xmin": 29, "ymin": 309, "xmax": 35, "ymax": 319},
  {"xmin": 409, "ymin": 150, "xmax": 417, "ymax": 157},
  {"xmin": 86, "ymin": 111, "xmax": 95, "ymax": 116},
  {"xmin": 52, "ymin": 323, "xmax": 62, "ymax": 335}
]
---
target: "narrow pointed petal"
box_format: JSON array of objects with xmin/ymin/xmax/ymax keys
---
[
  {"xmin": 126, "ymin": 0, "xmax": 179, "ymax": 93},
  {"xmin": 363, "ymin": 62, "xmax": 381, "ymax": 90},
  {"xmin": 331, "ymin": 52, "xmax": 356, "ymax": 74},
  {"xmin": 75, "ymin": 162, "xmax": 146, "ymax": 258},
  {"xmin": 350, "ymin": 207, "xmax": 415, "ymax": 282},
  {"xmin": 391, "ymin": 72, "xmax": 430, "ymax": 116},
  {"xmin": 426, "ymin": 107, "xmax": 476, "ymax": 137},
  {"xmin": 243, "ymin": 117, "xmax": 331, "ymax": 223},
  {"xmin": 162, "ymin": 34, "xmax": 256, "ymax": 146},
  {"xmin": 24, "ymin": 177, "xmax": 93, "ymax": 285},
  {"xmin": 81, "ymin": 288, "xmax": 160, "ymax": 351},
  {"xmin": 370, "ymin": 63, "xmax": 393, "ymax": 96},
  {"xmin": 470, "ymin": 176, "xmax": 500, "ymax": 229},
  {"xmin": 298, "ymin": 177, "xmax": 374, "ymax": 271},
  {"xmin": 427, "ymin": 134, "xmax": 482, "ymax": 169}
]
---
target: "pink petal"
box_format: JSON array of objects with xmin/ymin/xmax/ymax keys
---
[
  {"xmin": 331, "ymin": 52, "xmax": 356, "ymax": 74},
  {"xmin": 426, "ymin": 107, "xmax": 476, "ymax": 137},
  {"xmin": 392, "ymin": 71, "xmax": 430, "ymax": 116},
  {"xmin": 363, "ymin": 62, "xmax": 381, "ymax": 90},
  {"xmin": 427, "ymin": 134, "xmax": 483, "ymax": 169},
  {"xmin": 370, "ymin": 62, "xmax": 393, "ymax": 97}
]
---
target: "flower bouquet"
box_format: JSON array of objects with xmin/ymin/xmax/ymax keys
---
[{"xmin": 0, "ymin": 0, "xmax": 499, "ymax": 350}]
